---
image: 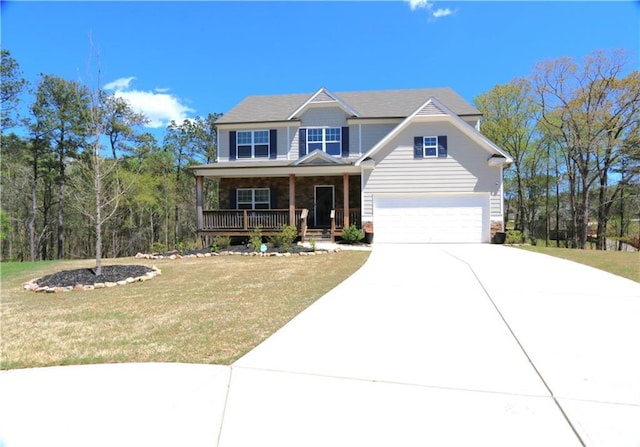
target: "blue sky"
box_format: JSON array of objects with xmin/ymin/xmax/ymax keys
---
[{"xmin": 2, "ymin": 1, "xmax": 638, "ymax": 138}]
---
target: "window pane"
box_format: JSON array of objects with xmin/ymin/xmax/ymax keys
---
[
  {"xmin": 326, "ymin": 142, "xmax": 341, "ymax": 156},
  {"xmin": 237, "ymin": 131, "xmax": 252, "ymax": 145},
  {"xmin": 238, "ymin": 203, "xmax": 252, "ymax": 210},
  {"xmin": 237, "ymin": 145, "xmax": 252, "ymax": 158},
  {"xmin": 307, "ymin": 128, "xmax": 323, "ymax": 141},
  {"xmin": 424, "ymin": 147, "xmax": 437, "ymax": 156},
  {"xmin": 254, "ymin": 203, "xmax": 270, "ymax": 210},
  {"xmin": 254, "ymin": 144, "xmax": 269, "ymax": 158},
  {"xmin": 237, "ymin": 189, "xmax": 252, "ymax": 202},
  {"xmin": 424, "ymin": 137, "xmax": 437, "ymax": 146},
  {"xmin": 308, "ymin": 142, "xmax": 323, "ymax": 152},
  {"xmin": 325, "ymin": 128, "xmax": 341, "ymax": 142},
  {"xmin": 254, "ymin": 189, "xmax": 270, "ymax": 202},
  {"xmin": 254, "ymin": 131, "xmax": 269, "ymax": 144}
]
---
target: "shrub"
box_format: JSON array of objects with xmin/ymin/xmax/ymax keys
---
[
  {"xmin": 268, "ymin": 225, "xmax": 298, "ymax": 252},
  {"xmin": 151, "ymin": 242, "xmax": 165, "ymax": 253},
  {"xmin": 249, "ymin": 227, "xmax": 263, "ymax": 252},
  {"xmin": 341, "ymin": 225, "xmax": 364, "ymax": 244},
  {"xmin": 506, "ymin": 230, "xmax": 525, "ymax": 244},
  {"xmin": 309, "ymin": 237, "xmax": 317, "ymax": 252},
  {"xmin": 211, "ymin": 235, "xmax": 231, "ymax": 252}
]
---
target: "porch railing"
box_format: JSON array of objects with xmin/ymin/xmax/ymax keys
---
[
  {"xmin": 333, "ymin": 208, "xmax": 362, "ymax": 229},
  {"xmin": 201, "ymin": 209, "xmax": 304, "ymax": 231}
]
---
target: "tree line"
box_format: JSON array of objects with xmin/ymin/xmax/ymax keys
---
[
  {"xmin": 1, "ymin": 49, "xmax": 221, "ymax": 262},
  {"xmin": 474, "ymin": 49, "xmax": 639, "ymax": 250},
  {"xmin": 1, "ymin": 48, "xmax": 639, "ymax": 262}
]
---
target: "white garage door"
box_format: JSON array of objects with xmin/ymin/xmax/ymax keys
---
[{"xmin": 373, "ymin": 195, "xmax": 490, "ymax": 243}]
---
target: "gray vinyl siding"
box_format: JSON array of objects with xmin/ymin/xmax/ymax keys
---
[
  {"xmin": 362, "ymin": 121, "xmax": 502, "ymax": 219},
  {"xmin": 299, "ymin": 106, "xmax": 349, "ymax": 127},
  {"xmin": 360, "ymin": 123, "xmax": 398, "ymax": 155}
]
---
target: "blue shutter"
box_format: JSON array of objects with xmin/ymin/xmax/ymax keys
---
[
  {"xmin": 438, "ymin": 136, "xmax": 448, "ymax": 158},
  {"xmin": 229, "ymin": 189, "xmax": 237, "ymax": 209},
  {"xmin": 299, "ymin": 128, "xmax": 307, "ymax": 158},
  {"xmin": 413, "ymin": 136, "xmax": 423, "ymax": 159},
  {"xmin": 341, "ymin": 126, "xmax": 349, "ymax": 158},
  {"xmin": 229, "ymin": 131, "xmax": 237, "ymax": 161},
  {"xmin": 270, "ymin": 188, "xmax": 278, "ymax": 209},
  {"xmin": 269, "ymin": 129, "xmax": 277, "ymax": 159}
]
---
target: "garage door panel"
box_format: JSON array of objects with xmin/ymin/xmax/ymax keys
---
[{"xmin": 373, "ymin": 195, "xmax": 489, "ymax": 243}]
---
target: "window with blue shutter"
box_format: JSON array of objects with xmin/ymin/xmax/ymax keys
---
[
  {"xmin": 229, "ymin": 131, "xmax": 237, "ymax": 161},
  {"xmin": 299, "ymin": 128, "xmax": 307, "ymax": 158},
  {"xmin": 269, "ymin": 129, "xmax": 278, "ymax": 159},
  {"xmin": 413, "ymin": 137, "xmax": 423, "ymax": 159},
  {"xmin": 437, "ymin": 136, "xmax": 447, "ymax": 158},
  {"xmin": 415, "ymin": 135, "xmax": 448, "ymax": 158},
  {"xmin": 341, "ymin": 127, "xmax": 349, "ymax": 157}
]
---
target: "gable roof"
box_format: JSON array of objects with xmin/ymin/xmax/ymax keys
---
[
  {"xmin": 287, "ymin": 87, "xmax": 360, "ymax": 119},
  {"xmin": 293, "ymin": 149, "xmax": 348, "ymax": 166},
  {"xmin": 356, "ymin": 97, "xmax": 513, "ymax": 165},
  {"xmin": 216, "ymin": 87, "xmax": 481, "ymax": 124}
]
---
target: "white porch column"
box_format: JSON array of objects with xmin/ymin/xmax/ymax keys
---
[{"xmin": 196, "ymin": 175, "xmax": 203, "ymax": 231}]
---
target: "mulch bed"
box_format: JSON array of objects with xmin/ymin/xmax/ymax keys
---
[
  {"xmin": 36, "ymin": 265, "xmax": 155, "ymax": 288},
  {"xmin": 23, "ymin": 265, "xmax": 160, "ymax": 293}
]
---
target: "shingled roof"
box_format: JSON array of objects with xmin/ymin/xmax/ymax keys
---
[{"xmin": 216, "ymin": 87, "xmax": 481, "ymax": 124}]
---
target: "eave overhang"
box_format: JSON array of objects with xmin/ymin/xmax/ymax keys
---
[{"xmin": 191, "ymin": 163, "xmax": 361, "ymax": 178}]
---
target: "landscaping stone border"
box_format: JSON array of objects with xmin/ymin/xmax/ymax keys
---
[
  {"xmin": 133, "ymin": 248, "xmax": 341, "ymax": 260},
  {"xmin": 22, "ymin": 266, "xmax": 162, "ymax": 294}
]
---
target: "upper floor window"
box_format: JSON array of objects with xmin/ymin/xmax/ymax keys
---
[
  {"xmin": 414, "ymin": 135, "xmax": 448, "ymax": 159},
  {"xmin": 306, "ymin": 127, "xmax": 342, "ymax": 156},
  {"xmin": 237, "ymin": 130, "xmax": 269, "ymax": 159}
]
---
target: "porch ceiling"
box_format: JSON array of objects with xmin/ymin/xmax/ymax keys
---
[{"xmin": 191, "ymin": 163, "xmax": 362, "ymax": 178}]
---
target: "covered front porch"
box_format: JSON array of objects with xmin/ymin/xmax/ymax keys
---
[{"xmin": 193, "ymin": 163, "xmax": 362, "ymax": 243}]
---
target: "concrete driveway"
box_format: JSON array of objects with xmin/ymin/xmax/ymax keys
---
[{"xmin": 1, "ymin": 244, "xmax": 639, "ymax": 446}]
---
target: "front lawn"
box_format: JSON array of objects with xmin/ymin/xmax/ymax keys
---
[
  {"xmin": 0, "ymin": 251, "xmax": 370, "ymax": 370},
  {"xmin": 517, "ymin": 245, "xmax": 639, "ymax": 282}
]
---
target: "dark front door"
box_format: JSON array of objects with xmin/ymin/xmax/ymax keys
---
[{"xmin": 314, "ymin": 186, "xmax": 334, "ymax": 228}]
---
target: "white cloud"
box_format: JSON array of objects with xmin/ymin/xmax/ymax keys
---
[
  {"xmin": 407, "ymin": 0, "xmax": 432, "ymax": 10},
  {"xmin": 405, "ymin": 0, "xmax": 458, "ymax": 20},
  {"xmin": 105, "ymin": 77, "xmax": 194, "ymax": 129},
  {"xmin": 104, "ymin": 77, "xmax": 136, "ymax": 91},
  {"xmin": 432, "ymin": 7, "xmax": 456, "ymax": 18}
]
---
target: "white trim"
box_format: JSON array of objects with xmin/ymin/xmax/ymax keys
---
[
  {"xmin": 500, "ymin": 165, "xmax": 504, "ymax": 216},
  {"xmin": 293, "ymin": 149, "xmax": 345, "ymax": 166},
  {"xmin": 422, "ymin": 136, "xmax": 439, "ymax": 158},
  {"xmin": 287, "ymin": 87, "xmax": 360, "ymax": 120},
  {"xmin": 216, "ymin": 129, "xmax": 220, "ymax": 163},
  {"xmin": 303, "ymin": 127, "xmax": 342, "ymax": 157},
  {"xmin": 314, "ymin": 185, "xmax": 335, "ymax": 227},
  {"xmin": 193, "ymin": 165, "xmax": 361, "ymax": 178},
  {"xmin": 355, "ymin": 97, "xmax": 513, "ymax": 166},
  {"xmin": 236, "ymin": 130, "xmax": 270, "ymax": 159}
]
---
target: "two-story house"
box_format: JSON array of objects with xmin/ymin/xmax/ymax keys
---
[{"xmin": 191, "ymin": 87, "xmax": 512, "ymax": 244}]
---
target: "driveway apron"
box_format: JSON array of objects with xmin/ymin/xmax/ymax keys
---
[{"xmin": 221, "ymin": 244, "xmax": 597, "ymax": 446}]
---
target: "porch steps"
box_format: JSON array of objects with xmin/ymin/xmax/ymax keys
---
[{"xmin": 303, "ymin": 229, "xmax": 333, "ymax": 241}]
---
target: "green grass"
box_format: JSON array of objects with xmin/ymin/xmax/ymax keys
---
[
  {"xmin": 0, "ymin": 251, "xmax": 370, "ymax": 370},
  {"xmin": 517, "ymin": 245, "xmax": 639, "ymax": 282}
]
